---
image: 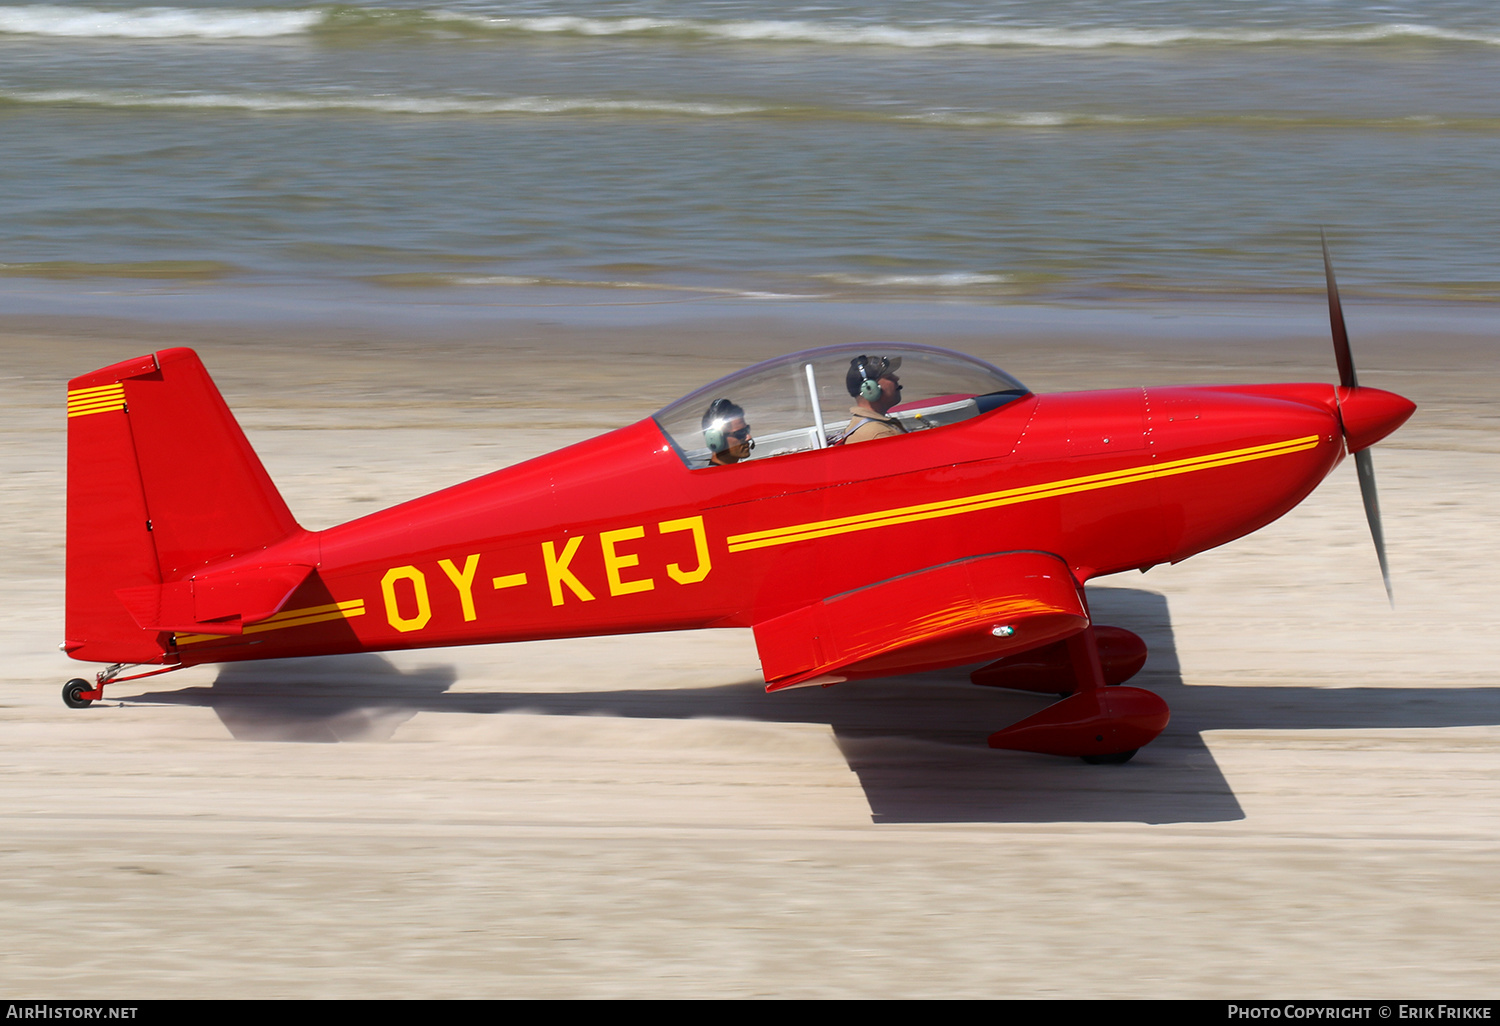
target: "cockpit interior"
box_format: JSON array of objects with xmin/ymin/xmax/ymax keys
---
[{"xmin": 653, "ymin": 343, "xmax": 1030, "ymax": 468}]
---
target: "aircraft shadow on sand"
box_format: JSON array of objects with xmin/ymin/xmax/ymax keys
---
[{"xmin": 126, "ymin": 587, "xmax": 1500, "ymax": 826}]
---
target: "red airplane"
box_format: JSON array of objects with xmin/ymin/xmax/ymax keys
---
[{"xmin": 59, "ymin": 243, "xmax": 1414, "ymax": 763}]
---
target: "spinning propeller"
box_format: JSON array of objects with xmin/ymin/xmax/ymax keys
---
[{"xmin": 1321, "ymin": 230, "xmax": 1402, "ymax": 607}]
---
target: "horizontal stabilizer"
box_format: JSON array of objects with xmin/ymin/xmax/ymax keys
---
[
  {"xmin": 755, "ymin": 551, "xmax": 1087, "ymax": 690},
  {"xmin": 116, "ymin": 564, "xmax": 313, "ymax": 635}
]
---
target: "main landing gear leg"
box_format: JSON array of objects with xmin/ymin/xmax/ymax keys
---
[
  {"xmin": 60, "ymin": 663, "xmax": 183, "ymax": 708},
  {"xmin": 969, "ymin": 625, "xmax": 1149, "ymax": 694},
  {"xmin": 986, "ymin": 626, "xmax": 1170, "ymax": 764}
]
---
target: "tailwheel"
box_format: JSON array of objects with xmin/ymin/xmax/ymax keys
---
[
  {"xmin": 62, "ymin": 679, "xmax": 95, "ymax": 709},
  {"xmin": 59, "ymin": 663, "xmax": 182, "ymax": 708}
]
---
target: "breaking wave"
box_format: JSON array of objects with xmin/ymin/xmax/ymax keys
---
[
  {"xmin": 0, "ymin": 88, "xmax": 766, "ymax": 117},
  {"xmin": 362, "ymin": 271, "xmax": 807, "ymax": 298},
  {"xmin": 6, "ymin": 88, "xmax": 1500, "ymax": 133},
  {"xmin": 815, "ymin": 272, "xmax": 1011, "ymax": 288},
  {"xmin": 0, "ymin": 5, "xmax": 1496, "ymax": 50},
  {"xmin": 0, "ymin": 5, "xmax": 322, "ymax": 38}
]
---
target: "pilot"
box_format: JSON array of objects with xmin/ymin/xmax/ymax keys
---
[
  {"xmin": 842, "ymin": 355, "xmax": 907, "ymax": 445},
  {"xmin": 702, "ymin": 398, "xmax": 753, "ymax": 466}
]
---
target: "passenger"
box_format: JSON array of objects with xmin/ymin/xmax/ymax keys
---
[
  {"xmin": 842, "ymin": 355, "xmax": 907, "ymax": 444},
  {"xmin": 702, "ymin": 398, "xmax": 754, "ymax": 466}
]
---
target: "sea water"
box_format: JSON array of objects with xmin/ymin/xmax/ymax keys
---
[{"xmin": 1, "ymin": 0, "xmax": 1498, "ymax": 307}]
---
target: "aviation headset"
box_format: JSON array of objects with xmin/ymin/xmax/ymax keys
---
[
  {"xmin": 849, "ymin": 355, "xmax": 897, "ymax": 401},
  {"xmin": 702, "ymin": 397, "xmax": 747, "ymax": 453}
]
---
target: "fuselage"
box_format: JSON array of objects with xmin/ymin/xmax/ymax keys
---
[{"xmin": 168, "ymin": 381, "xmax": 1358, "ymax": 667}]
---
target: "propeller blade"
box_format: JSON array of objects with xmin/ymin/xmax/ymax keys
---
[
  {"xmin": 1323, "ymin": 231, "xmax": 1392, "ymax": 605},
  {"xmin": 1322, "ymin": 229, "xmax": 1358, "ymax": 389},
  {"xmin": 1354, "ymin": 448, "xmax": 1393, "ymax": 608}
]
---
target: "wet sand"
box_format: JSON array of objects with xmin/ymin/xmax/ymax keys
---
[{"xmin": 1, "ymin": 305, "xmax": 1498, "ymax": 998}]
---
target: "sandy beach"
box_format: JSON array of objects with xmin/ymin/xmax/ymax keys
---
[{"xmin": 2, "ymin": 302, "xmax": 1498, "ymax": 998}]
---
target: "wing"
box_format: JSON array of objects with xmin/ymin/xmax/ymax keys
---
[{"xmin": 753, "ymin": 551, "xmax": 1088, "ymax": 691}]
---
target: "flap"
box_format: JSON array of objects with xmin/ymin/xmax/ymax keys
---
[
  {"xmin": 754, "ymin": 551, "xmax": 1087, "ymax": 690},
  {"xmin": 116, "ymin": 564, "xmax": 314, "ymax": 635}
]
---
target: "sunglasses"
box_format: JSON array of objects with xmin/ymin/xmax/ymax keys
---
[{"xmin": 725, "ymin": 425, "xmax": 752, "ymax": 441}]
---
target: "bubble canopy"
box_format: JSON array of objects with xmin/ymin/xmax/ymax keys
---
[{"xmin": 654, "ymin": 343, "xmax": 1029, "ymax": 468}]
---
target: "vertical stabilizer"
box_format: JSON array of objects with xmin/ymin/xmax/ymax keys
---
[{"xmin": 65, "ymin": 348, "xmax": 302, "ymax": 663}]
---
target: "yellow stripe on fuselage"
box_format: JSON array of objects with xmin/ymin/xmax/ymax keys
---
[
  {"xmin": 725, "ymin": 434, "xmax": 1322, "ymax": 553},
  {"xmin": 175, "ymin": 599, "xmax": 366, "ymax": 646}
]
